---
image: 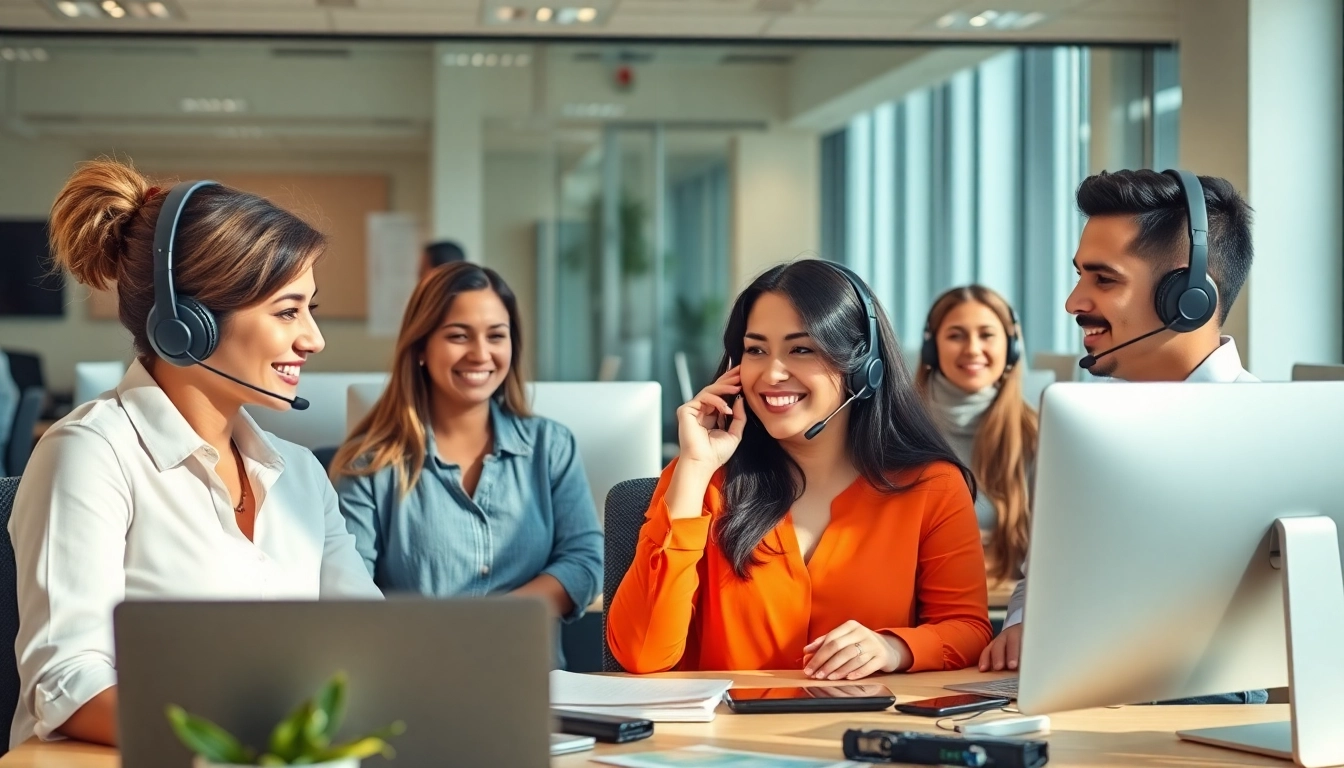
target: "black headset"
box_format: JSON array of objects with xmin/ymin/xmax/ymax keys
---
[
  {"xmin": 1154, "ymin": 169, "xmax": 1218, "ymax": 333},
  {"xmin": 921, "ymin": 289, "xmax": 1022, "ymax": 374},
  {"xmin": 821, "ymin": 261, "xmax": 885, "ymax": 401},
  {"xmin": 146, "ymin": 180, "xmax": 222, "ymax": 366}
]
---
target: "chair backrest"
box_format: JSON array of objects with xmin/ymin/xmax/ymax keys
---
[
  {"xmin": 1032, "ymin": 352, "xmax": 1081, "ymax": 384},
  {"xmin": 0, "ymin": 477, "xmax": 22, "ymax": 754},
  {"xmin": 7, "ymin": 388, "xmax": 44, "ymax": 477},
  {"xmin": 347, "ymin": 381, "xmax": 663, "ymax": 524},
  {"xmin": 1291, "ymin": 364, "xmax": 1344, "ymax": 382},
  {"xmin": 601, "ymin": 477, "xmax": 659, "ymax": 673},
  {"xmin": 73, "ymin": 361, "xmax": 127, "ymax": 406},
  {"xmin": 244, "ymin": 372, "xmax": 391, "ymax": 449},
  {"xmin": 0, "ymin": 351, "xmax": 42, "ymax": 394}
]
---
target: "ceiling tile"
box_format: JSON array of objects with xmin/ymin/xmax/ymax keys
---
[
  {"xmin": 328, "ymin": 9, "xmax": 480, "ymax": 33},
  {"xmin": 176, "ymin": 8, "xmax": 332, "ymax": 31},
  {"xmin": 617, "ymin": 0, "xmax": 760, "ymax": 10},
  {"xmin": 764, "ymin": 14, "xmax": 927, "ymax": 37},
  {"xmin": 809, "ymin": 0, "xmax": 961, "ymax": 14},
  {"xmin": 600, "ymin": 12, "xmax": 771, "ymax": 36}
]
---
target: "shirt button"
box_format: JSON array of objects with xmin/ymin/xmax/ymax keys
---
[{"xmin": 480, "ymin": 566, "xmax": 490, "ymax": 576}]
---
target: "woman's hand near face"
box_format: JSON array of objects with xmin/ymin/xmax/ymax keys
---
[
  {"xmin": 676, "ymin": 365, "xmax": 746, "ymax": 469},
  {"xmin": 665, "ymin": 365, "xmax": 746, "ymax": 521}
]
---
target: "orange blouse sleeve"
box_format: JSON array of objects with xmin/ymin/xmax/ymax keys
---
[
  {"xmin": 606, "ymin": 459, "xmax": 718, "ymax": 673},
  {"xmin": 880, "ymin": 467, "xmax": 992, "ymax": 671}
]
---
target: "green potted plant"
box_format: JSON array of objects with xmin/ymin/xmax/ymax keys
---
[{"xmin": 166, "ymin": 671, "xmax": 405, "ymax": 767}]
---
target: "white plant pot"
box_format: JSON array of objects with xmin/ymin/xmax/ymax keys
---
[{"xmin": 192, "ymin": 758, "xmax": 359, "ymax": 768}]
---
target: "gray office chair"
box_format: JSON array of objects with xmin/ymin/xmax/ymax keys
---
[
  {"xmin": 0, "ymin": 477, "xmax": 22, "ymax": 756},
  {"xmin": 601, "ymin": 477, "xmax": 659, "ymax": 673},
  {"xmin": 7, "ymin": 388, "xmax": 44, "ymax": 477}
]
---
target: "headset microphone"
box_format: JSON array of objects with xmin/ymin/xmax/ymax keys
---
[
  {"xmin": 1078, "ymin": 320, "xmax": 1176, "ymax": 370},
  {"xmin": 805, "ymin": 392, "xmax": 859, "ymax": 440},
  {"xmin": 185, "ymin": 351, "xmax": 310, "ymax": 410}
]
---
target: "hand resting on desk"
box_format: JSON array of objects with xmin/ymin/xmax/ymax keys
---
[{"xmin": 803, "ymin": 620, "xmax": 914, "ymax": 680}]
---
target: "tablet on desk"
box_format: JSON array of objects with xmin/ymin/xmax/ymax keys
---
[{"xmin": 724, "ymin": 684, "xmax": 896, "ymax": 714}]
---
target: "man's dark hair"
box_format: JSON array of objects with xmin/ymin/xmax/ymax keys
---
[
  {"xmin": 425, "ymin": 240, "xmax": 466, "ymax": 268},
  {"xmin": 1076, "ymin": 169, "xmax": 1253, "ymax": 324}
]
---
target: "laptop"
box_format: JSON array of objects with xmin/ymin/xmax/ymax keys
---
[
  {"xmin": 115, "ymin": 597, "xmax": 552, "ymax": 768},
  {"xmin": 946, "ymin": 676, "xmax": 1019, "ymax": 699}
]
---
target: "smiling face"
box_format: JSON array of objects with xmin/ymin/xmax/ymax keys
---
[
  {"xmin": 934, "ymin": 299, "xmax": 1010, "ymax": 393},
  {"xmin": 739, "ymin": 291, "xmax": 848, "ymax": 443},
  {"xmin": 1066, "ymin": 215, "xmax": 1165, "ymax": 379},
  {"xmin": 204, "ymin": 265, "xmax": 323, "ymax": 410},
  {"xmin": 421, "ymin": 287, "xmax": 512, "ymax": 411}
]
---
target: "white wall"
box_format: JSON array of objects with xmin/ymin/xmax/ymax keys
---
[
  {"xmin": 1247, "ymin": 0, "xmax": 1343, "ymax": 380},
  {"xmin": 1178, "ymin": 0, "xmax": 1252, "ymax": 358},
  {"xmin": 482, "ymin": 151, "xmax": 551, "ymax": 378},
  {"xmin": 1177, "ymin": 0, "xmax": 1344, "ymax": 379},
  {"xmin": 729, "ymin": 131, "xmax": 820, "ymax": 291}
]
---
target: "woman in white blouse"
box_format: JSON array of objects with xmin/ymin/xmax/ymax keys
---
[{"xmin": 8, "ymin": 160, "xmax": 381, "ymax": 749}]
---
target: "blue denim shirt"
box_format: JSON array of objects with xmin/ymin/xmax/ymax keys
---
[{"xmin": 335, "ymin": 401, "xmax": 602, "ymax": 623}]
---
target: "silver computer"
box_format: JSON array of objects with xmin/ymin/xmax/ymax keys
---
[
  {"xmin": 115, "ymin": 597, "xmax": 553, "ymax": 768},
  {"xmin": 1005, "ymin": 382, "xmax": 1344, "ymax": 767}
]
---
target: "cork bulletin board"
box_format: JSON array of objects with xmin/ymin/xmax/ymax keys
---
[{"xmin": 89, "ymin": 172, "xmax": 390, "ymax": 320}]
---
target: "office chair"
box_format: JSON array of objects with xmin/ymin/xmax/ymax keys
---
[
  {"xmin": 7, "ymin": 389, "xmax": 44, "ymax": 477},
  {"xmin": 0, "ymin": 352, "xmax": 42, "ymax": 394},
  {"xmin": 1291, "ymin": 363, "xmax": 1344, "ymax": 381},
  {"xmin": 310, "ymin": 446, "xmax": 338, "ymax": 472},
  {"xmin": 0, "ymin": 476, "xmax": 22, "ymax": 756},
  {"xmin": 601, "ymin": 477, "xmax": 659, "ymax": 673}
]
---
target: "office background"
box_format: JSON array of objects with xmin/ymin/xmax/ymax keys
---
[{"xmin": 0, "ymin": 0, "xmax": 1340, "ymax": 436}]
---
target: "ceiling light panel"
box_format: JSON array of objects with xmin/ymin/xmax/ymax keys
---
[
  {"xmin": 482, "ymin": 1, "xmax": 613, "ymax": 27},
  {"xmin": 41, "ymin": 0, "xmax": 182, "ymax": 21}
]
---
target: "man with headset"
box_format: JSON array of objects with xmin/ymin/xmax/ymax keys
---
[{"xmin": 980, "ymin": 169, "xmax": 1259, "ymax": 688}]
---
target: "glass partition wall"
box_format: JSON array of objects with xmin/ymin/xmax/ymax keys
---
[{"xmin": 0, "ymin": 36, "xmax": 1176, "ymax": 436}]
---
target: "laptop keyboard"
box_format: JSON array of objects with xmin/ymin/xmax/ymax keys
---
[{"xmin": 945, "ymin": 677, "xmax": 1019, "ymax": 699}]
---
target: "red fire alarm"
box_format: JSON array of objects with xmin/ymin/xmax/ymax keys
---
[{"xmin": 613, "ymin": 64, "xmax": 634, "ymax": 92}]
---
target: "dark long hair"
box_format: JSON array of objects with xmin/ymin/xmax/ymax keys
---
[{"xmin": 715, "ymin": 260, "xmax": 975, "ymax": 577}]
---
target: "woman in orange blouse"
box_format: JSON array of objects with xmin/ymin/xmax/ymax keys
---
[{"xmin": 608, "ymin": 260, "xmax": 991, "ymax": 679}]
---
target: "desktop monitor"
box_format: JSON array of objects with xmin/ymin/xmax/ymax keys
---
[
  {"xmin": 347, "ymin": 380, "xmax": 662, "ymax": 524},
  {"xmin": 244, "ymin": 372, "xmax": 390, "ymax": 449},
  {"xmin": 73, "ymin": 360, "xmax": 127, "ymax": 406},
  {"xmin": 1016, "ymin": 382, "xmax": 1344, "ymax": 767}
]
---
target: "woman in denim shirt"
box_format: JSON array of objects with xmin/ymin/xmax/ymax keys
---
[{"xmin": 331, "ymin": 264, "xmax": 602, "ymax": 659}]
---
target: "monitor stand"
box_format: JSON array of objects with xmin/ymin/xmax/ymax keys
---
[{"xmin": 1178, "ymin": 516, "xmax": 1344, "ymax": 768}]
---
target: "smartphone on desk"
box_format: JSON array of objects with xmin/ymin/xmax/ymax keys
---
[
  {"xmin": 724, "ymin": 684, "xmax": 896, "ymax": 714},
  {"xmin": 894, "ymin": 693, "xmax": 1010, "ymax": 717}
]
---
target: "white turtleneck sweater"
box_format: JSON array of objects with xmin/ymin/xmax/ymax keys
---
[{"xmin": 926, "ymin": 372, "xmax": 1004, "ymax": 533}]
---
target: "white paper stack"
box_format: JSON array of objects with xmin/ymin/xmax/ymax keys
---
[{"xmin": 550, "ymin": 671, "xmax": 733, "ymax": 722}]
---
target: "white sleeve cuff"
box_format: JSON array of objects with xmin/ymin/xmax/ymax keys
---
[
  {"xmin": 1003, "ymin": 608, "xmax": 1024, "ymax": 629},
  {"xmin": 32, "ymin": 662, "xmax": 117, "ymax": 741}
]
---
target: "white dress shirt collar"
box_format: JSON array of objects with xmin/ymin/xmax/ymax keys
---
[
  {"xmin": 1184, "ymin": 336, "xmax": 1259, "ymax": 383},
  {"xmin": 117, "ymin": 359, "xmax": 286, "ymax": 473}
]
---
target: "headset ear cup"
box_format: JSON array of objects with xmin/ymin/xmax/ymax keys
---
[
  {"xmin": 1153, "ymin": 268, "xmax": 1185, "ymax": 328},
  {"xmin": 1005, "ymin": 332, "xmax": 1022, "ymax": 371},
  {"xmin": 921, "ymin": 334, "xmax": 939, "ymax": 370},
  {"xmin": 177, "ymin": 297, "xmax": 220, "ymax": 361}
]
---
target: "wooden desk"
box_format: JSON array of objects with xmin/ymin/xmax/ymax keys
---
[{"xmin": 0, "ymin": 669, "xmax": 1288, "ymax": 767}]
